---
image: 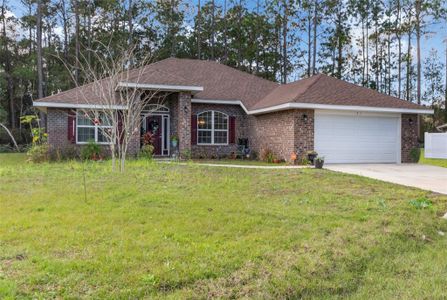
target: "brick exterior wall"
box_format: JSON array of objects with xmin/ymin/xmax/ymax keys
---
[
  {"xmin": 247, "ymin": 110, "xmax": 296, "ymax": 161},
  {"xmin": 401, "ymin": 113, "xmax": 419, "ymax": 163},
  {"xmin": 47, "ymin": 108, "xmax": 71, "ymax": 150},
  {"xmin": 191, "ymin": 103, "xmax": 247, "ymax": 158},
  {"xmin": 46, "ymin": 104, "xmax": 420, "ymax": 163},
  {"xmin": 294, "ymin": 109, "xmax": 315, "ymax": 160},
  {"xmin": 46, "ymin": 108, "xmax": 139, "ymax": 157}
]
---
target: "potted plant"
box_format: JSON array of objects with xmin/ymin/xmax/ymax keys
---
[
  {"xmin": 171, "ymin": 135, "xmax": 178, "ymax": 148},
  {"xmin": 314, "ymin": 156, "xmax": 325, "ymax": 169},
  {"xmin": 307, "ymin": 150, "xmax": 318, "ymax": 164}
]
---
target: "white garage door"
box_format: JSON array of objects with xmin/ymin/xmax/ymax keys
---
[{"xmin": 314, "ymin": 111, "xmax": 400, "ymax": 164}]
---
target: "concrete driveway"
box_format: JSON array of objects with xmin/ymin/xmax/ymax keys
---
[{"xmin": 325, "ymin": 164, "xmax": 447, "ymax": 195}]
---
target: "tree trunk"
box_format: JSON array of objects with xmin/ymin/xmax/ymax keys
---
[
  {"xmin": 396, "ymin": 0, "xmax": 402, "ymax": 98},
  {"xmin": 60, "ymin": 0, "xmax": 69, "ymax": 62},
  {"xmin": 445, "ymin": 40, "xmax": 447, "ymax": 122},
  {"xmin": 406, "ymin": 28, "xmax": 412, "ymax": 101},
  {"xmin": 307, "ymin": 12, "xmax": 311, "ymax": 77},
  {"xmin": 415, "ymin": 0, "xmax": 422, "ymax": 104},
  {"xmin": 87, "ymin": 3, "xmax": 92, "ymax": 64},
  {"xmin": 255, "ymin": 0, "xmax": 260, "ymax": 73},
  {"xmin": 237, "ymin": 0, "xmax": 243, "ymax": 67},
  {"xmin": 375, "ymin": 20, "xmax": 379, "ymax": 89},
  {"xmin": 282, "ymin": 0, "xmax": 288, "ymax": 83},
  {"xmin": 74, "ymin": 0, "xmax": 80, "ymax": 84},
  {"xmin": 223, "ymin": 0, "xmax": 228, "ymax": 62},
  {"xmin": 37, "ymin": 0, "xmax": 44, "ymax": 100},
  {"xmin": 312, "ymin": 0, "xmax": 318, "ymax": 75},
  {"xmin": 1, "ymin": 1, "xmax": 15, "ymax": 128},
  {"xmin": 128, "ymin": 0, "xmax": 133, "ymax": 46},
  {"xmin": 361, "ymin": 19, "xmax": 365, "ymax": 84},
  {"xmin": 170, "ymin": 0, "xmax": 176, "ymax": 57},
  {"xmin": 366, "ymin": 2, "xmax": 369, "ymax": 86},
  {"xmin": 211, "ymin": 0, "xmax": 215, "ymax": 60},
  {"xmin": 0, "ymin": 123, "xmax": 19, "ymax": 151},
  {"xmin": 197, "ymin": 0, "xmax": 201, "ymax": 59}
]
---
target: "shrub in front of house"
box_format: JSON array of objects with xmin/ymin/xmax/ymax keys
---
[
  {"xmin": 27, "ymin": 143, "xmax": 50, "ymax": 163},
  {"xmin": 410, "ymin": 148, "xmax": 421, "ymax": 163},
  {"xmin": 139, "ymin": 144, "xmax": 154, "ymax": 160},
  {"xmin": 260, "ymin": 148, "xmax": 275, "ymax": 163},
  {"xmin": 80, "ymin": 140, "xmax": 103, "ymax": 161},
  {"xmin": 49, "ymin": 145, "xmax": 79, "ymax": 161}
]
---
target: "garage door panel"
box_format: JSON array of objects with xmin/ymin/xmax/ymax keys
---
[{"xmin": 315, "ymin": 112, "xmax": 399, "ymax": 164}]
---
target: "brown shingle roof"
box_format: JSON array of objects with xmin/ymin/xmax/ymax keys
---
[
  {"xmin": 35, "ymin": 58, "xmax": 427, "ymax": 111},
  {"xmin": 252, "ymin": 74, "xmax": 425, "ymax": 110},
  {"xmin": 35, "ymin": 58, "xmax": 278, "ymax": 108}
]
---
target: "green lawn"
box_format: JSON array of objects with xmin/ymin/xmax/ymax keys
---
[
  {"xmin": 1, "ymin": 154, "xmax": 447, "ymax": 299},
  {"xmin": 420, "ymin": 149, "xmax": 447, "ymax": 168}
]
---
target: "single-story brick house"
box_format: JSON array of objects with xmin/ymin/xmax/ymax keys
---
[{"xmin": 34, "ymin": 58, "xmax": 433, "ymax": 163}]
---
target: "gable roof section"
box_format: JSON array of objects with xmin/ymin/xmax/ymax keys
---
[
  {"xmin": 133, "ymin": 58, "xmax": 279, "ymax": 108},
  {"xmin": 252, "ymin": 74, "xmax": 426, "ymax": 111}
]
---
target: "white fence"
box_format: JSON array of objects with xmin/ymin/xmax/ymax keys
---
[{"xmin": 425, "ymin": 132, "xmax": 447, "ymax": 159}]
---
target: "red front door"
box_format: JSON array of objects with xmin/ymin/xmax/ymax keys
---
[{"xmin": 147, "ymin": 115, "xmax": 162, "ymax": 156}]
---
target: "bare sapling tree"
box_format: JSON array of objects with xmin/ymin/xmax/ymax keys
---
[
  {"xmin": 0, "ymin": 123, "xmax": 19, "ymax": 151},
  {"xmin": 59, "ymin": 41, "xmax": 166, "ymax": 172}
]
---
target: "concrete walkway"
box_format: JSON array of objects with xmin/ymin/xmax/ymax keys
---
[{"xmin": 326, "ymin": 164, "xmax": 447, "ymax": 195}]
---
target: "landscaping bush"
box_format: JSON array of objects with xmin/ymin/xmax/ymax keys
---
[
  {"xmin": 139, "ymin": 144, "xmax": 154, "ymax": 159},
  {"xmin": 260, "ymin": 148, "xmax": 275, "ymax": 163},
  {"xmin": 181, "ymin": 149, "xmax": 192, "ymax": 160},
  {"xmin": 249, "ymin": 150, "xmax": 258, "ymax": 160},
  {"xmin": 80, "ymin": 140, "xmax": 102, "ymax": 160},
  {"xmin": 49, "ymin": 145, "xmax": 79, "ymax": 161},
  {"xmin": 410, "ymin": 148, "xmax": 421, "ymax": 163},
  {"xmin": 27, "ymin": 144, "xmax": 50, "ymax": 163}
]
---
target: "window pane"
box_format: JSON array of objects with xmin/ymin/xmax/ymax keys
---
[
  {"xmin": 77, "ymin": 113, "xmax": 93, "ymax": 126},
  {"xmin": 198, "ymin": 112, "xmax": 212, "ymax": 129},
  {"xmin": 99, "ymin": 113, "xmax": 112, "ymax": 126},
  {"xmin": 198, "ymin": 130, "xmax": 212, "ymax": 144},
  {"xmin": 77, "ymin": 127, "xmax": 95, "ymax": 142},
  {"xmin": 98, "ymin": 128, "xmax": 111, "ymax": 143},
  {"xmin": 214, "ymin": 131, "xmax": 228, "ymax": 144},
  {"xmin": 214, "ymin": 112, "xmax": 228, "ymax": 130}
]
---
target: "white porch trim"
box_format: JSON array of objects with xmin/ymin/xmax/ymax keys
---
[
  {"xmin": 117, "ymin": 82, "xmax": 203, "ymax": 93},
  {"xmin": 33, "ymin": 101, "xmax": 127, "ymax": 110}
]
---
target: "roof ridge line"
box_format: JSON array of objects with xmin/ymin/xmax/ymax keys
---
[
  {"xmin": 290, "ymin": 74, "xmax": 323, "ymax": 102},
  {"xmin": 195, "ymin": 58, "xmax": 280, "ymax": 86}
]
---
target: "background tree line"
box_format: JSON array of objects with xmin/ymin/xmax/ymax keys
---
[{"xmin": 1, "ymin": 0, "xmax": 447, "ymax": 133}]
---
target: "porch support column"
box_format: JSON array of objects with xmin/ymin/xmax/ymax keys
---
[{"xmin": 177, "ymin": 92, "xmax": 191, "ymax": 154}]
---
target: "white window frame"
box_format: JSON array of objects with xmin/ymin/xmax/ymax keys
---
[
  {"xmin": 76, "ymin": 111, "xmax": 113, "ymax": 145},
  {"xmin": 197, "ymin": 111, "xmax": 229, "ymax": 145}
]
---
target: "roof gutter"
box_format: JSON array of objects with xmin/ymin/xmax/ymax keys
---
[
  {"xmin": 247, "ymin": 102, "xmax": 434, "ymax": 115},
  {"xmin": 33, "ymin": 101, "xmax": 127, "ymax": 110},
  {"xmin": 192, "ymin": 99, "xmax": 433, "ymax": 115},
  {"xmin": 117, "ymin": 82, "xmax": 204, "ymax": 94}
]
